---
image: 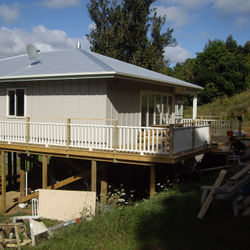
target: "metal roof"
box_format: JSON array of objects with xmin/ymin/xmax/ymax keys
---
[{"xmin": 0, "ymin": 49, "xmax": 202, "ymax": 90}]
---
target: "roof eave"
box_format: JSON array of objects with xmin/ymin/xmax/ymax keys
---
[{"xmin": 0, "ymin": 71, "xmax": 203, "ymax": 91}]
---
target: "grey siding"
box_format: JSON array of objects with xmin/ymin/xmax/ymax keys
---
[
  {"xmin": 106, "ymin": 79, "xmax": 175, "ymax": 126},
  {"xmin": 0, "ymin": 79, "xmax": 107, "ymax": 124}
]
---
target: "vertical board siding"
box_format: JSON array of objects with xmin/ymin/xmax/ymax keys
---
[
  {"xmin": 106, "ymin": 80, "xmax": 140, "ymax": 126},
  {"xmin": 0, "ymin": 79, "xmax": 108, "ymax": 123}
]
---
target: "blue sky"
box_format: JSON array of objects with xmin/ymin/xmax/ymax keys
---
[{"xmin": 0, "ymin": 0, "xmax": 249, "ymax": 64}]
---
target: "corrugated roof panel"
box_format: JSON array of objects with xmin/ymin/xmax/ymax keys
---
[{"xmin": 0, "ymin": 49, "xmax": 202, "ymax": 90}]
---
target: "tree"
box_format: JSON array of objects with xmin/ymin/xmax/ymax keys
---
[
  {"xmin": 86, "ymin": 0, "xmax": 176, "ymax": 72},
  {"xmin": 171, "ymin": 35, "xmax": 250, "ymax": 105}
]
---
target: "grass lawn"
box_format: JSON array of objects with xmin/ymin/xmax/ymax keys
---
[{"xmin": 22, "ymin": 172, "xmax": 250, "ymax": 250}]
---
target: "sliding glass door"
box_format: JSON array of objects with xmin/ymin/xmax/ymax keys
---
[{"xmin": 141, "ymin": 94, "xmax": 174, "ymax": 127}]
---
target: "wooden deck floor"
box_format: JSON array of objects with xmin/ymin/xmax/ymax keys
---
[{"xmin": 0, "ymin": 141, "xmax": 221, "ymax": 165}]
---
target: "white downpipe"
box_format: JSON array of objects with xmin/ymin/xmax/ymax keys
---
[{"xmin": 192, "ymin": 94, "xmax": 197, "ymax": 120}]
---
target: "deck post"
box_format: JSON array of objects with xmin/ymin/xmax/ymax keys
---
[
  {"xmin": 7, "ymin": 152, "xmax": 12, "ymax": 190},
  {"xmin": 113, "ymin": 120, "xmax": 118, "ymax": 152},
  {"xmin": 91, "ymin": 160, "xmax": 97, "ymax": 192},
  {"xmin": 13, "ymin": 153, "xmax": 17, "ymax": 188},
  {"xmin": 20, "ymin": 155, "xmax": 25, "ymax": 198},
  {"xmin": 66, "ymin": 118, "xmax": 71, "ymax": 149},
  {"xmin": 192, "ymin": 120, "xmax": 196, "ymax": 149},
  {"xmin": 208, "ymin": 121, "xmax": 212, "ymax": 144},
  {"xmin": 169, "ymin": 125, "xmax": 174, "ymax": 155},
  {"xmin": 42, "ymin": 155, "xmax": 48, "ymax": 189},
  {"xmin": 1, "ymin": 151, "xmax": 6, "ymax": 213},
  {"xmin": 150, "ymin": 164, "xmax": 155, "ymax": 198},
  {"xmin": 192, "ymin": 94, "xmax": 197, "ymax": 120},
  {"xmin": 100, "ymin": 165, "xmax": 108, "ymax": 206},
  {"xmin": 25, "ymin": 117, "xmax": 30, "ymax": 145}
]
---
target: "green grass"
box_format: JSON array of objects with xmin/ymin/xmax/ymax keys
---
[
  {"xmin": 184, "ymin": 89, "xmax": 250, "ymax": 133},
  {"xmin": 185, "ymin": 89, "xmax": 250, "ymax": 120},
  {"xmin": 23, "ymin": 175, "xmax": 250, "ymax": 250}
]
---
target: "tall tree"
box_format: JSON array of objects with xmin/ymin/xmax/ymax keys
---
[{"xmin": 87, "ymin": 0, "xmax": 176, "ymax": 72}]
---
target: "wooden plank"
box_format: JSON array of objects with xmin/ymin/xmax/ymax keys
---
[
  {"xmin": 7, "ymin": 152, "xmax": 12, "ymax": 189},
  {"xmin": 42, "ymin": 155, "xmax": 47, "ymax": 189},
  {"xmin": 198, "ymin": 165, "xmax": 231, "ymax": 172},
  {"xmin": 20, "ymin": 155, "xmax": 25, "ymax": 198},
  {"xmin": 230, "ymin": 163, "xmax": 250, "ymax": 181},
  {"xmin": 19, "ymin": 169, "xmax": 90, "ymax": 203},
  {"xmin": 150, "ymin": 165, "xmax": 155, "ymax": 198},
  {"xmin": 91, "ymin": 160, "xmax": 97, "ymax": 192},
  {"xmin": 197, "ymin": 170, "xmax": 227, "ymax": 219},
  {"xmin": 100, "ymin": 166, "xmax": 108, "ymax": 205},
  {"xmin": 1, "ymin": 151, "xmax": 6, "ymax": 213}
]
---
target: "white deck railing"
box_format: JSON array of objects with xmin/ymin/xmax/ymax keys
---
[
  {"xmin": 183, "ymin": 118, "xmax": 238, "ymax": 136},
  {"xmin": 0, "ymin": 118, "xmax": 212, "ymax": 155}
]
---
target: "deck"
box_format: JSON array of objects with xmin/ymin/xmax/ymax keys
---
[{"xmin": 0, "ymin": 118, "xmax": 213, "ymax": 164}]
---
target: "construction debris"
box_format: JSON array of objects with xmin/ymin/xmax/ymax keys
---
[
  {"xmin": 0, "ymin": 222, "xmax": 31, "ymax": 249},
  {"xmin": 198, "ymin": 161, "xmax": 250, "ymax": 218}
]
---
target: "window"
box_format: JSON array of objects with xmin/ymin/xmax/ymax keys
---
[
  {"xmin": 7, "ymin": 89, "xmax": 25, "ymax": 117},
  {"xmin": 141, "ymin": 93, "xmax": 173, "ymax": 126}
]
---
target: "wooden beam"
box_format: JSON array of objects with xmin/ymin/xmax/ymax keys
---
[
  {"xmin": 19, "ymin": 169, "xmax": 90, "ymax": 203},
  {"xmin": 7, "ymin": 152, "xmax": 12, "ymax": 189},
  {"xmin": 1, "ymin": 151, "xmax": 6, "ymax": 213},
  {"xmin": 100, "ymin": 166, "xmax": 108, "ymax": 205},
  {"xmin": 13, "ymin": 152, "xmax": 17, "ymax": 188},
  {"xmin": 150, "ymin": 164, "xmax": 155, "ymax": 198},
  {"xmin": 20, "ymin": 154, "xmax": 25, "ymax": 198},
  {"xmin": 42, "ymin": 155, "xmax": 47, "ymax": 189},
  {"xmin": 91, "ymin": 160, "xmax": 97, "ymax": 192},
  {"xmin": 197, "ymin": 170, "xmax": 227, "ymax": 219}
]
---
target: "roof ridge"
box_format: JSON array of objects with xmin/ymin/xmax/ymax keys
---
[{"xmin": 80, "ymin": 50, "xmax": 115, "ymax": 72}]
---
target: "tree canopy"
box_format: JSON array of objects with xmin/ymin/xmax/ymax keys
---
[
  {"xmin": 172, "ymin": 35, "xmax": 250, "ymax": 105},
  {"xmin": 87, "ymin": 0, "xmax": 176, "ymax": 73}
]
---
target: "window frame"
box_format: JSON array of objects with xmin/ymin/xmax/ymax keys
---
[{"xmin": 6, "ymin": 88, "xmax": 26, "ymax": 118}]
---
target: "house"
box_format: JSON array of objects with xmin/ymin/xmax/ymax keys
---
[{"xmin": 0, "ymin": 43, "xmax": 213, "ymax": 211}]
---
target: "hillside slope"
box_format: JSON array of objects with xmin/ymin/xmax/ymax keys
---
[{"xmin": 185, "ymin": 89, "xmax": 250, "ymax": 120}]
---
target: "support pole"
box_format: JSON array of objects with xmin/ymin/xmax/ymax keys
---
[
  {"xmin": 20, "ymin": 155, "xmax": 25, "ymax": 198},
  {"xmin": 100, "ymin": 165, "xmax": 108, "ymax": 206},
  {"xmin": 7, "ymin": 152, "xmax": 12, "ymax": 190},
  {"xmin": 13, "ymin": 152, "xmax": 17, "ymax": 188},
  {"xmin": 42, "ymin": 155, "xmax": 48, "ymax": 189},
  {"xmin": 192, "ymin": 94, "xmax": 197, "ymax": 120},
  {"xmin": 150, "ymin": 165, "xmax": 155, "ymax": 198},
  {"xmin": 1, "ymin": 151, "xmax": 6, "ymax": 213},
  {"xmin": 91, "ymin": 160, "xmax": 97, "ymax": 192}
]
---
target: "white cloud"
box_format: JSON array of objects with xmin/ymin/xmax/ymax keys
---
[
  {"xmin": 0, "ymin": 25, "xmax": 90, "ymax": 59},
  {"xmin": 213, "ymin": 0, "xmax": 250, "ymax": 15},
  {"xmin": 0, "ymin": 4, "xmax": 20, "ymax": 24},
  {"xmin": 164, "ymin": 45, "xmax": 191, "ymax": 64},
  {"xmin": 43, "ymin": 0, "xmax": 82, "ymax": 9},
  {"xmin": 155, "ymin": 5, "xmax": 190, "ymax": 28}
]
